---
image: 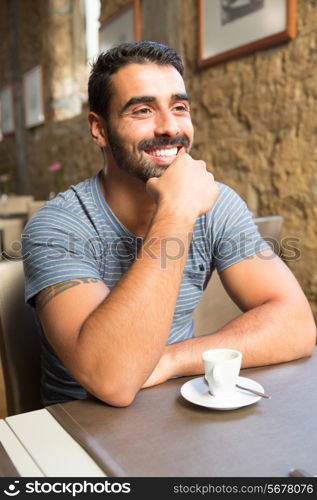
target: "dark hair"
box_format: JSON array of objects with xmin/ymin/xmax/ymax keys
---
[{"xmin": 88, "ymin": 41, "xmax": 184, "ymax": 121}]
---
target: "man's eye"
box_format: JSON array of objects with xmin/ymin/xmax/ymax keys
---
[
  {"xmin": 133, "ymin": 108, "xmax": 151, "ymax": 115},
  {"xmin": 174, "ymin": 105, "xmax": 189, "ymax": 112}
]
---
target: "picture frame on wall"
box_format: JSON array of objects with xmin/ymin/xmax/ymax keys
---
[
  {"xmin": 23, "ymin": 65, "xmax": 45, "ymax": 128},
  {"xmin": 0, "ymin": 85, "xmax": 15, "ymax": 135},
  {"xmin": 198, "ymin": 0, "xmax": 297, "ymax": 68},
  {"xmin": 99, "ymin": 0, "xmax": 141, "ymax": 52}
]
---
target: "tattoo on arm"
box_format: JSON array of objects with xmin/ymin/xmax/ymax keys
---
[{"xmin": 35, "ymin": 278, "xmax": 100, "ymax": 311}]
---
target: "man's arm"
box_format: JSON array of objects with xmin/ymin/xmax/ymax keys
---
[
  {"xmin": 36, "ymin": 154, "xmax": 219, "ymax": 407},
  {"xmin": 142, "ymin": 250, "xmax": 316, "ymax": 388}
]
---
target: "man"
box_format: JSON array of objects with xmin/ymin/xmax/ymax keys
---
[{"xmin": 23, "ymin": 41, "xmax": 316, "ymax": 407}]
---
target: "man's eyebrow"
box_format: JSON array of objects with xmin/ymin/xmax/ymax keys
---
[
  {"xmin": 121, "ymin": 93, "xmax": 190, "ymax": 113},
  {"xmin": 172, "ymin": 93, "xmax": 190, "ymax": 103},
  {"xmin": 121, "ymin": 96, "xmax": 155, "ymax": 113}
]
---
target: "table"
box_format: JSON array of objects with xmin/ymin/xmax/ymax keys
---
[
  {"xmin": 0, "ymin": 410, "xmax": 105, "ymax": 477},
  {"xmin": 1, "ymin": 349, "xmax": 317, "ymax": 477}
]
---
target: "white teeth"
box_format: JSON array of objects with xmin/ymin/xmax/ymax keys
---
[{"xmin": 148, "ymin": 147, "xmax": 178, "ymax": 157}]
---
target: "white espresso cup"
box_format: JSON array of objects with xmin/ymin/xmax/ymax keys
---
[{"xmin": 202, "ymin": 348, "xmax": 242, "ymax": 398}]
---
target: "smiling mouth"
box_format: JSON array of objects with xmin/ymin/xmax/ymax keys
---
[{"xmin": 143, "ymin": 146, "xmax": 182, "ymax": 163}]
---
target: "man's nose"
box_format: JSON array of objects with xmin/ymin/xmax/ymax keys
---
[{"xmin": 154, "ymin": 112, "xmax": 180, "ymax": 136}]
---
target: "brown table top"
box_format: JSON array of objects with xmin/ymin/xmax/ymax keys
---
[{"xmin": 48, "ymin": 349, "xmax": 317, "ymax": 477}]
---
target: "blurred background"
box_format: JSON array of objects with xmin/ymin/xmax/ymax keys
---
[{"xmin": 0, "ymin": 0, "xmax": 316, "ymax": 326}]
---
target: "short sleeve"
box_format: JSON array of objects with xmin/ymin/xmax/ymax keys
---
[
  {"xmin": 22, "ymin": 206, "xmax": 103, "ymax": 305},
  {"xmin": 207, "ymin": 183, "xmax": 270, "ymax": 273}
]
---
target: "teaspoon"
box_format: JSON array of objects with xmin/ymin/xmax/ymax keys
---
[{"xmin": 236, "ymin": 383, "xmax": 271, "ymax": 399}]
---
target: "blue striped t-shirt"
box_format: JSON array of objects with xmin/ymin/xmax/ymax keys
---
[{"xmin": 22, "ymin": 172, "xmax": 268, "ymax": 405}]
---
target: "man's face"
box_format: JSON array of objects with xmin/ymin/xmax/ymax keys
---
[{"xmin": 104, "ymin": 63, "xmax": 194, "ymax": 183}]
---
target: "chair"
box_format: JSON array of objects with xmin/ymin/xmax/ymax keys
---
[
  {"xmin": 194, "ymin": 216, "xmax": 284, "ymax": 336},
  {"xmin": 0, "ymin": 218, "xmax": 25, "ymax": 259},
  {"xmin": 0, "ymin": 260, "xmax": 42, "ymax": 415},
  {"xmin": 0, "ymin": 195, "xmax": 34, "ymax": 217}
]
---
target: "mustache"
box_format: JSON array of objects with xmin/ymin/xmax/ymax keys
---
[{"xmin": 138, "ymin": 135, "xmax": 190, "ymax": 151}]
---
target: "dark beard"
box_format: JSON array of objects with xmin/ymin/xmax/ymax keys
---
[{"xmin": 106, "ymin": 125, "xmax": 190, "ymax": 183}]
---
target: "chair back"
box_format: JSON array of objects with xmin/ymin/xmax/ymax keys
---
[
  {"xmin": 0, "ymin": 218, "xmax": 25, "ymax": 259},
  {"xmin": 253, "ymin": 215, "xmax": 284, "ymax": 255},
  {"xmin": 0, "ymin": 195, "xmax": 34, "ymax": 217},
  {"xmin": 0, "ymin": 260, "xmax": 41, "ymax": 415},
  {"xmin": 194, "ymin": 215, "xmax": 284, "ymax": 336}
]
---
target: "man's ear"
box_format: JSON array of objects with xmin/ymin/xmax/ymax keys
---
[{"xmin": 88, "ymin": 112, "xmax": 108, "ymax": 147}]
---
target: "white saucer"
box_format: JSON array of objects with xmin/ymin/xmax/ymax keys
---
[{"xmin": 181, "ymin": 375, "xmax": 264, "ymax": 410}]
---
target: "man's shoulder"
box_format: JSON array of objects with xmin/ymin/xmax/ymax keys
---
[
  {"xmin": 209, "ymin": 181, "xmax": 245, "ymax": 216},
  {"xmin": 25, "ymin": 176, "xmax": 97, "ymax": 230},
  {"xmin": 46, "ymin": 176, "xmax": 96, "ymax": 212},
  {"xmin": 203, "ymin": 181, "xmax": 252, "ymax": 234},
  {"xmin": 215, "ymin": 181, "xmax": 239, "ymax": 199}
]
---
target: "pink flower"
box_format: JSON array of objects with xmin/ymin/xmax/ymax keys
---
[
  {"xmin": 48, "ymin": 162, "xmax": 62, "ymax": 172},
  {"xmin": 47, "ymin": 162, "xmax": 66, "ymax": 193}
]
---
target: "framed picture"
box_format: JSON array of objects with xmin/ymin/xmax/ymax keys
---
[
  {"xmin": 23, "ymin": 65, "xmax": 45, "ymax": 128},
  {"xmin": 198, "ymin": 0, "xmax": 297, "ymax": 68},
  {"xmin": 0, "ymin": 86, "xmax": 15, "ymax": 135},
  {"xmin": 99, "ymin": 0, "xmax": 141, "ymax": 52}
]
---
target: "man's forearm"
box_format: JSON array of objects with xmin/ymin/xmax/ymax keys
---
[
  {"xmin": 144, "ymin": 297, "xmax": 316, "ymax": 386},
  {"xmin": 76, "ymin": 206, "xmax": 195, "ymax": 405}
]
